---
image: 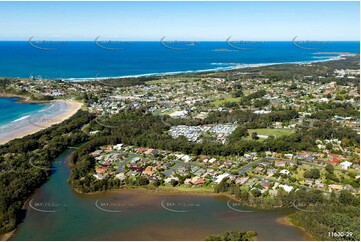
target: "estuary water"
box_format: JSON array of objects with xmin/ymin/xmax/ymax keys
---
[{"xmin": 11, "ymin": 149, "xmax": 310, "ymax": 241}]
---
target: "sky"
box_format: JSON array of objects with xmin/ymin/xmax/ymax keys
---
[{"xmin": 0, "ymin": 1, "xmax": 359, "ymax": 41}]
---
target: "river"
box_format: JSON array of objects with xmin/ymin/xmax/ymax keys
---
[{"xmin": 11, "ymin": 149, "xmax": 310, "ymax": 241}]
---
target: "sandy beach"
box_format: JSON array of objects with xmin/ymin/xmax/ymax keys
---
[{"xmin": 0, "ymin": 99, "xmax": 82, "ymax": 145}]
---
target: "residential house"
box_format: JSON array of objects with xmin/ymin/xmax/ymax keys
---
[
  {"xmin": 315, "ymin": 180, "xmax": 324, "ymax": 188},
  {"xmin": 113, "ymin": 143, "xmax": 123, "ymax": 151},
  {"xmin": 275, "ymin": 161, "xmax": 286, "ymax": 167},
  {"xmin": 254, "ymin": 167, "xmax": 264, "ymax": 173},
  {"xmin": 340, "ymin": 161, "xmax": 352, "ymax": 170},
  {"xmin": 115, "ymin": 172, "xmax": 126, "ymax": 181},
  {"xmin": 143, "ymin": 166, "xmax": 155, "ymax": 176},
  {"xmin": 235, "ymin": 177, "xmax": 249, "ymax": 185},
  {"xmin": 91, "ymin": 150, "xmax": 103, "ymax": 157},
  {"xmin": 329, "ymin": 184, "xmax": 342, "ymax": 191},
  {"xmin": 280, "ymin": 169, "xmax": 290, "ymax": 175},
  {"xmin": 267, "ymin": 168, "xmax": 277, "ymax": 176},
  {"xmin": 215, "ymin": 173, "xmax": 229, "ymax": 184},
  {"xmin": 329, "ymin": 154, "xmax": 340, "ymax": 165},
  {"xmin": 279, "ymin": 184, "xmax": 293, "ymax": 193},
  {"xmin": 95, "ymin": 167, "xmax": 107, "ymax": 173},
  {"xmin": 100, "ymin": 145, "xmax": 113, "ymax": 151},
  {"xmin": 261, "ymin": 181, "xmax": 272, "ymax": 190}
]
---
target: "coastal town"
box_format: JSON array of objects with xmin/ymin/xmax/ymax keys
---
[
  {"xmin": 2, "ymin": 56, "xmax": 359, "ymax": 199},
  {"xmin": 0, "ymin": 1, "xmax": 359, "ymax": 241},
  {"xmin": 0, "ymin": 54, "xmax": 360, "ymax": 242},
  {"xmin": 90, "ymin": 142, "xmax": 359, "ymax": 196}
]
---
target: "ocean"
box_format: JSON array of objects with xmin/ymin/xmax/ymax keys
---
[
  {"xmin": 0, "ymin": 97, "xmax": 48, "ymax": 126},
  {"xmin": 0, "ymin": 41, "xmax": 359, "ymax": 129},
  {"xmin": 0, "ymin": 41, "xmax": 359, "ymax": 80}
]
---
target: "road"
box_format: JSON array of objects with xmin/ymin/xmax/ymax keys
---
[
  {"xmin": 116, "ymin": 154, "xmax": 142, "ymax": 173},
  {"xmin": 238, "ymin": 159, "xmax": 262, "ymax": 175}
]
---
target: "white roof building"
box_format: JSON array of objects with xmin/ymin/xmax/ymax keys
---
[
  {"xmin": 340, "ymin": 161, "xmax": 353, "ymax": 170},
  {"xmin": 280, "ymin": 169, "xmax": 291, "ymax": 175},
  {"xmin": 170, "ymin": 110, "xmax": 188, "ymax": 117},
  {"xmin": 113, "ymin": 143, "xmax": 124, "ymax": 151},
  {"xmin": 215, "ymin": 173, "xmax": 230, "ymax": 184},
  {"xmin": 279, "ymin": 184, "xmax": 293, "ymax": 193}
]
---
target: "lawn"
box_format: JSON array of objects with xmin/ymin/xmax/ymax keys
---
[
  {"xmin": 211, "ymin": 95, "xmax": 243, "ymax": 107},
  {"xmin": 157, "ymin": 185, "xmax": 215, "ymax": 194},
  {"xmin": 247, "ymin": 128, "xmax": 294, "ymax": 138}
]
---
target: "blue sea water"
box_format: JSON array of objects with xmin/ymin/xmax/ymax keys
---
[
  {"xmin": 0, "ymin": 97, "xmax": 48, "ymax": 126},
  {"xmin": 0, "ymin": 41, "xmax": 359, "ymax": 128},
  {"xmin": 0, "ymin": 41, "xmax": 359, "ymax": 80}
]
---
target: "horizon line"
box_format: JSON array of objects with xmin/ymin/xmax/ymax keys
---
[{"xmin": 0, "ymin": 39, "xmax": 360, "ymax": 42}]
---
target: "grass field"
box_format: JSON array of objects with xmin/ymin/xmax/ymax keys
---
[
  {"xmin": 211, "ymin": 95, "xmax": 243, "ymax": 107},
  {"xmin": 157, "ymin": 185, "xmax": 215, "ymax": 194},
  {"xmin": 247, "ymin": 128, "xmax": 294, "ymax": 138}
]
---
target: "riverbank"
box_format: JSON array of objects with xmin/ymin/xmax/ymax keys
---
[
  {"xmin": 73, "ymin": 186, "xmax": 313, "ymax": 240},
  {"xmin": 0, "ymin": 230, "xmax": 15, "ymax": 241},
  {"xmin": 0, "ymin": 99, "xmax": 82, "ymax": 145},
  {"xmin": 276, "ymin": 216, "xmax": 315, "ymax": 241},
  {"xmin": 71, "ymin": 183, "xmax": 317, "ymax": 239}
]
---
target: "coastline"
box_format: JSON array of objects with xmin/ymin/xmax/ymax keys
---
[
  {"xmin": 64, "ymin": 52, "xmax": 356, "ymax": 82},
  {"xmin": 0, "ymin": 93, "xmax": 51, "ymax": 104},
  {"xmin": 0, "ymin": 99, "xmax": 82, "ymax": 145},
  {"xmin": 0, "ymin": 51, "xmax": 357, "ymax": 240}
]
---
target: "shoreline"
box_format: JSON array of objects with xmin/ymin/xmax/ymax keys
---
[
  {"xmin": 74, "ymin": 185, "xmax": 277, "ymax": 209},
  {"xmin": 0, "ymin": 93, "xmax": 51, "ymax": 104},
  {"xmin": 1, "ymin": 195, "xmax": 35, "ymax": 241},
  {"xmin": 0, "ymin": 98, "xmax": 82, "ymax": 145},
  {"xmin": 36, "ymin": 52, "xmax": 358, "ymax": 82},
  {"xmin": 0, "ymin": 230, "xmax": 15, "ymax": 241},
  {"xmin": 73, "ymin": 186, "xmax": 314, "ymax": 240},
  {"xmin": 276, "ymin": 216, "xmax": 315, "ymax": 241}
]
